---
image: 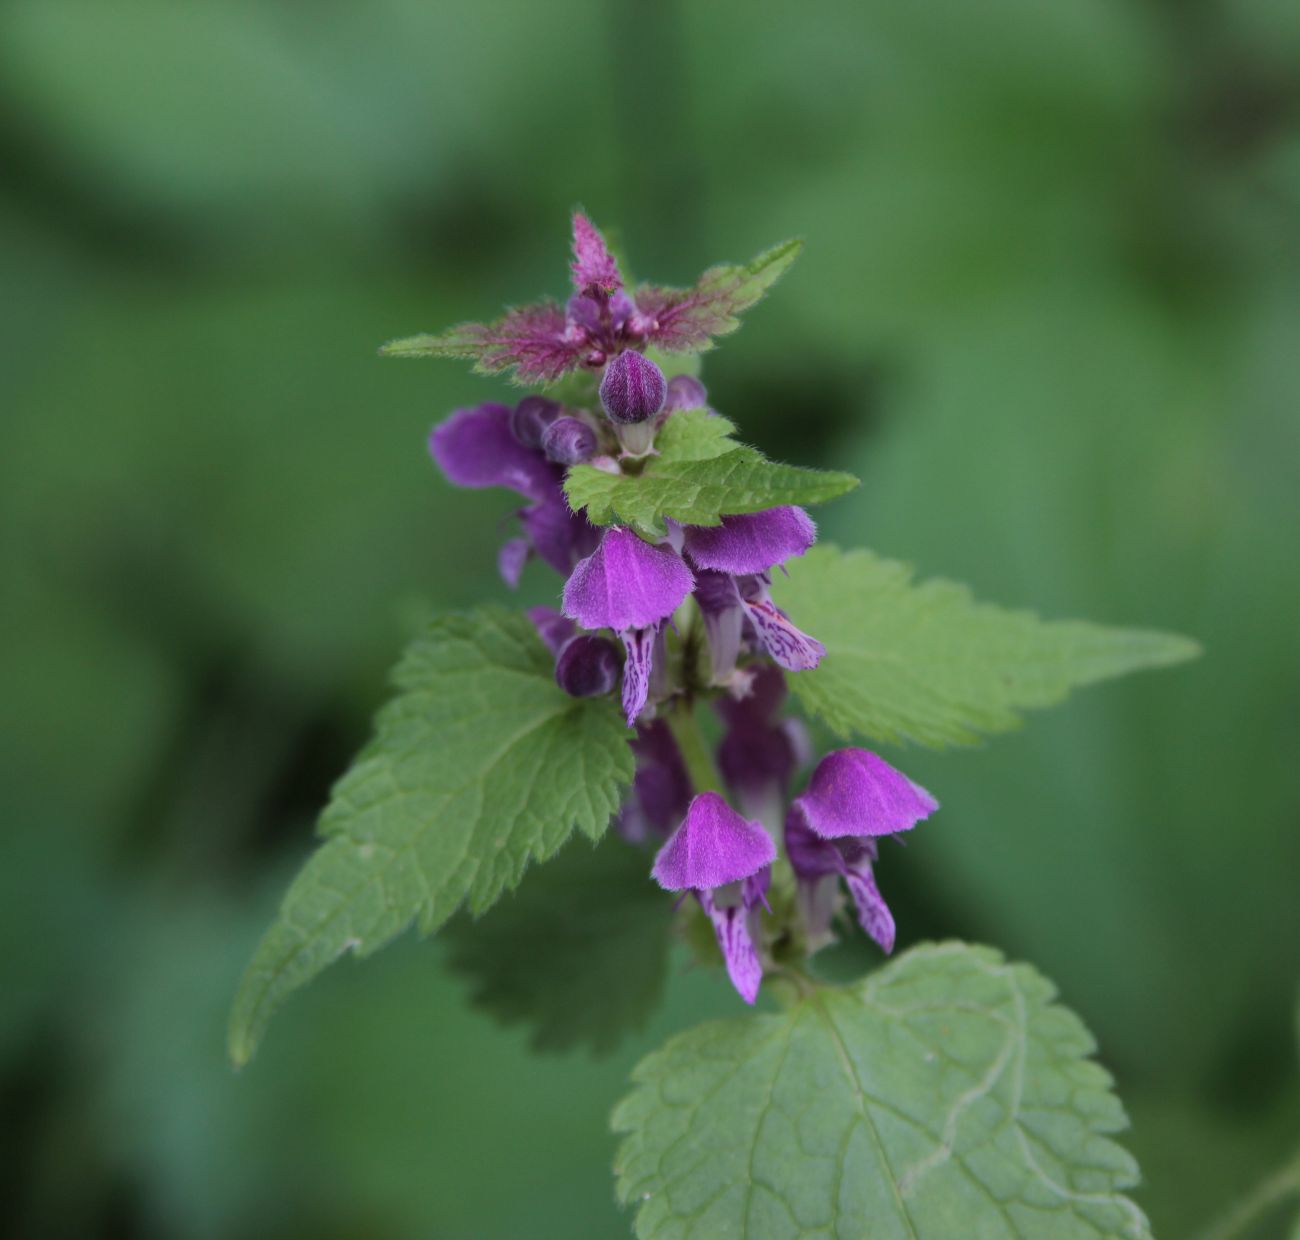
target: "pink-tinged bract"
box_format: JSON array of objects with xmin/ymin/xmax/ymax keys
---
[
  {"xmin": 651, "ymin": 792, "xmax": 776, "ymax": 892},
  {"xmin": 561, "ymin": 527, "xmax": 693, "ymax": 633},
  {"xmin": 459, "ymin": 303, "xmax": 587, "ymax": 385},
  {"xmin": 793, "ymin": 748, "xmax": 938, "ymax": 840},
  {"xmin": 570, "ymin": 212, "xmax": 622, "ymax": 297},
  {"xmin": 684, "ymin": 507, "xmax": 817, "ymax": 576}
]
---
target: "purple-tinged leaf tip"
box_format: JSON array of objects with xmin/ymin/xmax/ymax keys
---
[
  {"xmin": 792, "ymin": 749, "xmax": 938, "ymax": 840},
  {"xmin": 571, "ymin": 212, "xmax": 622, "ymax": 297},
  {"xmin": 652, "ymin": 792, "xmax": 776, "ymax": 892},
  {"xmin": 599, "ymin": 350, "xmax": 667, "ymax": 425},
  {"xmin": 561, "ymin": 527, "xmax": 693, "ymax": 633},
  {"xmin": 428, "ymin": 403, "xmax": 556, "ymax": 501},
  {"xmin": 685, "ymin": 507, "xmax": 817, "ymax": 576}
]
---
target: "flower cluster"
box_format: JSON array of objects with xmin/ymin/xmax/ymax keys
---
[{"xmin": 424, "ymin": 214, "xmax": 939, "ymax": 1004}]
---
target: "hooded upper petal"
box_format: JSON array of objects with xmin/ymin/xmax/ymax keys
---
[
  {"xmin": 561, "ymin": 527, "xmax": 694, "ymax": 632},
  {"xmin": 652, "ymin": 792, "xmax": 776, "ymax": 892},
  {"xmin": 429, "ymin": 403, "xmax": 556, "ymax": 501},
  {"xmin": 684, "ymin": 507, "xmax": 817, "ymax": 576},
  {"xmin": 792, "ymin": 749, "xmax": 938, "ymax": 840}
]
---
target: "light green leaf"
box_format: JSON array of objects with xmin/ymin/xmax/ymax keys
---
[
  {"xmin": 633, "ymin": 238, "xmax": 805, "ymax": 353},
  {"xmin": 565, "ymin": 410, "xmax": 859, "ymax": 539},
  {"xmin": 774, "ymin": 545, "xmax": 1200, "ymax": 747},
  {"xmin": 613, "ymin": 942, "xmax": 1151, "ymax": 1240},
  {"xmin": 228, "ymin": 608, "xmax": 634, "ymax": 1066},
  {"xmin": 444, "ymin": 836, "xmax": 672, "ymax": 1056},
  {"xmin": 378, "ymin": 324, "xmax": 485, "ymax": 359}
]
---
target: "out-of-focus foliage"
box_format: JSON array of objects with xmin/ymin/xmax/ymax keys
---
[{"xmin": 1, "ymin": 0, "xmax": 1296, "ymax": 1237}]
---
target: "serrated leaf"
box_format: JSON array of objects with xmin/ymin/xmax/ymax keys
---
[
  {"xmin": 565, "ymin": 409, "xmax": 859, "ymax": 539},
  {"xmin": 773, "ymin": 545, "xmax": 1200, "ymax": 747},
  {"xmin": 614, "ymin": 942, "xmax": 1151, "ymax": 1240},
  {"xmin": 228, "ymin": 607, "xmax": 634, "ymax": 1066},
  {"xmin": 444, "ymin": 835, "xmax": 672, "ymax": 1056},
  {"xmin": 634, "ymin": 238, "xmax": 804, "ymax": 353}
]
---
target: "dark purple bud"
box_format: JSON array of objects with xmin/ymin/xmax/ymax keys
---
[
  {"xmin": 554, "ymin": 634, "xmax": 620, "ymax": 698},
  {"xmin": 541, "ymin": 416, "xmax": 597, "ymax": 465},
  {"xmin": 510, "ymin": 395, "xmax": 562, "ymax": 449},
  {"xmin": 599, "ymin": 350, "xmax": 667, "ymax": 425},
  {"xmin": 663, "ymin": 374, "xmax": 708, "ymax": 414}
]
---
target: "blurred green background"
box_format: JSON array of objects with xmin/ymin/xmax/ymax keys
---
[{"xmin": 2, "ymin": 1, "xmax": 1298, "ymax": 1236}]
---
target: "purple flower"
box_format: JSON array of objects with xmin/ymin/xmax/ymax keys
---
[
  {"xmin": 652, "ymin": 792, "xmax": 776, "ymax": 1004},
  {"xmin": 600, "ymin": 350, "xmax": 667, "ymax": 425},
  {"xmin": 663, "ymin": 373, "xmax": 708, "ymax": 415},
  {"xmin": 716, "ymin": 665, "xmax": 811, "ymax": 824},
  {"xmin": 541, "ymin": 416, "xmax": 597, "ymax": 465},
  {"xmin": 684, "ymin": 506, "xmax": 816, "ymax": 577},
  {"xmin": 617, "ymin": 720, "xmax": 692, "ymax": 844},
  {"xmin": 681, "ymin": 507, "xmax": 822, "ymax": 684},
  {"xmin": 554, "ymin": 634, "xmax": 621, "ymax": 698},
  {"xmin": 785, "ymin": 749, "xmax": 938, "ymax": 953},
  {"xmin": 428, "ymin": 401, "xmax": 598, "ymax": 587},
  {"xmin": 526, "ymin": 606, "xmax": 575, "ymax": 655},
  {"xmin": 561, "ymin": 527, "xmax": 694, "ymax": 725}
]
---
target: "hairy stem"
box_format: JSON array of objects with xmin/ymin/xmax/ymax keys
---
[
  {"xmin": 1198, "ymin": 1148, "xmax": 1300, "ymax": 1240},
  {"xmin": 664, "ymin": 696, "xmax": 725, "ymax": 797}
]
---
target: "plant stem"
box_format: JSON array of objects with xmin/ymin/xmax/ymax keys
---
[
  {"xmin": 664, "ymin": 696, "xmax": 725, "ymax": 797},
  {"xmin": 1198, "ymin": 1149, "xmax": 1300, "ymax": 1240}
]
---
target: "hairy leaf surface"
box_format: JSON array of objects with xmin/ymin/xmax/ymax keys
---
[
  {"xmin": 614, "ymin": 942, "xmax": 1151, "ymax": 1240},
  {"xmin": 774, "ymin": 545, "xmax": 1199, "ymax": 747},
  {"xmin": 229, "ymin": 608, "xmax": 634, "ymax": 1065},
  {"xmin": 565, "ymin": 410, "xmax": 859, "ymax": 540}
]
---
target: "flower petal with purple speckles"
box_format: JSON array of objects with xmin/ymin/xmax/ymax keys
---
[
  {"xmin": 684, "ymin": 507, "xmax": 817, "ymax": 576},
  {"xmin": 428, "ymin": 403, "xmax": 556, "ymax": 501},
  {"xmin": 652, "ymin": 792, "xmax": 776, "ymax": 891},
  {"xmin": 842, "ymin": 852, "xmax": 896, "ymax": 953},
  {"xmin": 620, "ymin": 627, "xmax": 656, "ymax": 725},
  {"xmin": 741, "ymin": 592, "xmax": 825, "ymax": 672},
  {"xmin": 700, "ymin": 889, "xmax": 764, "ymax": 1004},
  {"xmin": 562, "ymin": 527, "xmax": 693, "ymax": 632},
  {"xmin": 570, "ymin": 212, "xmax": 622, "ymax": 297},
  {"xmin": 793, "ymin": 749, "xmax": 938, "ymax": 840},
  {"xmin": 526, "ymin": 607, "xmax": 574, "ymax": 655}
]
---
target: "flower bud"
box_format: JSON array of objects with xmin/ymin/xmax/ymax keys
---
[
  {"xmin": 541, "ymin": 416, "xmax": 597, "ymax": 465},
  {"xmin": 599, "ymin": 350, "xmax": 666, "ymax": 425},
  {"xmin": 663, "ymin": 374, "xmax": 707, "ymax": 414},
  {"xmin": 554, "ymin": 634, "xmax": 620, "ymax": 698},
  {"xmin": 509, "ymin": 395, "xmax": 561, "ymax": 449}
]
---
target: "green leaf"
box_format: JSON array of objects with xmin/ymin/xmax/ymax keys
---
[
  {"xmin": 444, "ymin": 836, "xmax": 672, "ymax": 1056},
  {"xmin": 633, "ymin": 239, "xmax": 805, "ymax": 353},
  {"xmin": 565, "ymin": 410, "xmax": 859, "ymax": 539},
  {"xmin": 613, "ymin": 942, "xmax": 1151, "ymax": 1240},
  {"xmin": 378, "ymin": 324, "xmax": 485, "ymax": 359},
  {"xmin": 228, "ymin": 607, "xmax": 634, "ymax": 1066},
  {"xmin": 774, "ymin": 545, "xmax": 1200, "ymax": 747}
]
